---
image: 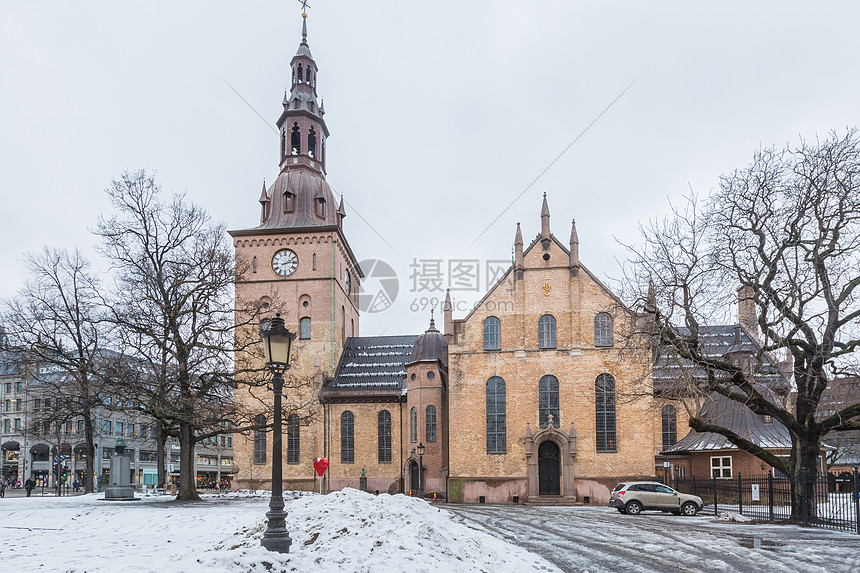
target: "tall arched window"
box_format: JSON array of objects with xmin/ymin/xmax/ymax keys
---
[
  {"xmin": 378, "ymin": 410, "xmax": 392, "ymax": 463},
  {"xmin": 594, "ymin": 312, "xmax": 613, "ymax": 347},
  {"xmin": 662, "ymin": 405, "xmax": 677, "ymax": 449},
  {"xmin": 287, "ymin": 414, "xmax": 300, "ymax": 464},
  {"xmin": 297, "ymin": 64, "xmax": 303, "ymax": 82},
  {"xmin": 291, "ymin": 123, "xmax": 301, "ymax": 154},
  {"xmin": 486, "ymin": 376, "xmax": 506, "ymax": 454},
  {"xmin": 299, "ymin": 317, "xmax": 311, "ymax": 340},
  {"xmin": 253, "ymin": 414, "xmax": 266, "ymax": 465},
  {"xmin": 538, "ymin": 314, "xmax": 557, "ymax": 349},
  {"xmin": 595, "ymin": 374, "xmax": 617, "ymax": 452},
  {"xmin": 539, "ymin": 375, "xmax": 560, "ymax": 428},
  {"xmin": 410, "ymin": 407, "xmax": 418, "ymax": 443},
  {"xmin": 308, "ymin": 126, "xmax": 317, "ymax": 158},
  {"xmin": 483, "ymin": 316, "xmax": 501, "ymax": 351},
  {"xmin": 426, "ymin": 405, "xmax": 437, "ymax": 443},
  {"xmin": 341, "ymin": 411, "xmax": 354, "ymax": 463}
]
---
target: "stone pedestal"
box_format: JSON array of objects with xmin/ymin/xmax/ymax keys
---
[{"xmin": 103, "ymin": 438, "xmax": 139, "ymax": 501}]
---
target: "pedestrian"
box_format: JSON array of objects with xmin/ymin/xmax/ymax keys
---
[
  {"xmin": 0, "ymin": 480, "xmax": 6, "ymax": 498},
  {"xmin": 25, "ymin": 477, "xmax": 36, "ymax": 497}
]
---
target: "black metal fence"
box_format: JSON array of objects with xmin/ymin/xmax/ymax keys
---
[{"xmin": 663, "ymin": 468, "xmax": 860, "ymax": 534}]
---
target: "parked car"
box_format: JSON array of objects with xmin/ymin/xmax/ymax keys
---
[{"xmin": 609, "ymin": 481, "xmax": 703, "ymax": 516}]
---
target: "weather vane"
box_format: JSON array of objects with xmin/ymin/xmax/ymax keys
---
[{"xmin": 298, "ymin": 0, "xmax": 311, "ymax": 18}]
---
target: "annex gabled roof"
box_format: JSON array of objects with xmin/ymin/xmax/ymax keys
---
[
  {"xmin": 664, "ymin": 387, "xmax": 793, "ymax": 453},
  {"xmin": 321, "ymin": 335, "xmax": 419, "ymax": 401}
]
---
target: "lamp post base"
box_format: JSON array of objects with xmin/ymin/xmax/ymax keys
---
[{"xmin": 260, "ymin": 508, "xmax": 292, "ymax": 553}]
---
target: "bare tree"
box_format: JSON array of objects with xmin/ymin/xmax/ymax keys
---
[
  {"xmin": 623, "ymin": 129, "xmax": 860, "ymax": 518},
  {"xmin": 95, "ymin": 170, "xmax": 272, "ymax": 501},
  {"xmin": 2, "ymin": 248, "xmax": 108, "ymax": 493}
]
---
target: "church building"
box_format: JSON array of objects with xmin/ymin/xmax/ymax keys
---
[{"xmin": 230, "ymin": 14, "xmax": 666, "ymax": 505}]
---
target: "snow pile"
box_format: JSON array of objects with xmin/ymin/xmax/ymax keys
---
[
  {"xmin": 0, "ymin": 488, "xmax": 559, "ymax": 573},
  {"xmin": 715, "ymin": 511, "xmax": 755, "ymax": 523},
  {"xmin": 187, "ymin": 488, "xmax": 560, "ymax": 572}
]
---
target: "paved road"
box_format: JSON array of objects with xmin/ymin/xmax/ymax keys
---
[{"xmin": 446, "ymin": 504, "xmax": 860, "ymax": 573}]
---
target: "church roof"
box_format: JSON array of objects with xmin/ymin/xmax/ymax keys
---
[
  {"xmin": 321, "ymin": 335, "xmax": 419, "ymax": 401},
  {"xmin": 653, "ymin": 324, "xmax": 789, "ymax": 395},
  {"xmin": 663, "ymin": 387, "xmax": 792, "ymax": 453},
  {"xmin": 253, "ymin": 169, "xmax": 340, "ymax": 231},
  {"xmin": 407, "ymin": 317, "xmax": 447, "ymax": 366}
]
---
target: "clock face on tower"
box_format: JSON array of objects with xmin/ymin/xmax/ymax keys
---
[
  {"xmin": 272, "ymin": 249, "xmax": 298, "ymax": 276},
  {"xmin": 344, "ymin": 269, "xmax": 351, "ymax": 295}
]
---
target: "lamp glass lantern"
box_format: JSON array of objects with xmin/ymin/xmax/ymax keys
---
[
  {"xmin": 416, "ymin": 443, "xmax": 425, "ymax": 457},
  {"xmin": 260, "ymin": 314, "xmax": 295, "ymax": 370}
]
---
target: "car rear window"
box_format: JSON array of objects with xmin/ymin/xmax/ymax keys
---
[{"xmin": 612, "ymin": 483, "xmax": 627, "ymax": 492}]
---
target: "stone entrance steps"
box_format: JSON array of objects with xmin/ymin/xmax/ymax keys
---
[{"xmin": 524, "ymin": 495, "xmax": 582, "ymax": 506}]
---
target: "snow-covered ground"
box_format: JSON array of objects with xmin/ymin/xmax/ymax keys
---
[{"xmin": 0, "ymin": 489, "xmax": 561, "ymax": 572}]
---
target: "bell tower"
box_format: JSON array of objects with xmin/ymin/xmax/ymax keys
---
[{"xmin": 231, "ymin": 11, "xmax": 362, "ymax": 386}]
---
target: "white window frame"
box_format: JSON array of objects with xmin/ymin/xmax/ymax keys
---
[{"xmin": 710, "ymin": 455, "xmax": 732, "ymax": 479}]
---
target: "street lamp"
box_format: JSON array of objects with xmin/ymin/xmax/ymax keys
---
[
  {"xmin": 259, "ymin": 313, "xmax": 296, "ymax": 554},
  {"xmin": 416, "ymin": 442, "xmax": 425, "ymax": 499}
]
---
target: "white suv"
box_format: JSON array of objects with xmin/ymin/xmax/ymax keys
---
[{"xmin": 609, "ymin": 481, "xmax": 702, "ymax": 516}]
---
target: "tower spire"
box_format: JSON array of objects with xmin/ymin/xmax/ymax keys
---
[
  {"xmin": 514, "ymin": 222, "xmax": 524, "ymax": 279},
  {"xmin": 568, "ymin": 219, "xmax": 579, "ymax": 276},
  {"xmin": 540, "ymin": 193, "xmax": 551, "ymax": 250}
]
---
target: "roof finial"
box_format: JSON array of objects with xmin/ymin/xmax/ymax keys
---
[
  {"xmin": 299, "ymin": 0, "xmax": 310, "ymax": 41},
  {"xmin": 428, "ymin": 308, "xmax": 438, "ymax": 332}
]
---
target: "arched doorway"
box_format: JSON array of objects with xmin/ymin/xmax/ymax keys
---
[
  {"xmin": 409, "ymin": 461, "xmax": 419, "ymax": 494},
  {"xmin": 538, "ymin": 440, "xmax": 560, "ymax": 495}
]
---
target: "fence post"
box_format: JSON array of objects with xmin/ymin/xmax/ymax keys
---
[
  {"xmin": 853, "ymin": 466, "xmax": 859, "ymax": 536},
  {"xmin": 738, "ymin": 473, "xmax": 743, "ymax": 516},
  {"xmin": 713, "ymin": 476, "xmax": 719, "ymax": 516},
  {"xmin": 768, "ymin": 471, "xmax": 774, "ymax": 522},
  {"xmin": 801, "ymin": 468, "xmax": 809, "ymax": 527}
]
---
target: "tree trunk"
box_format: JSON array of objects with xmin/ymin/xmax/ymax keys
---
[
  {"xmin": 156, "ymin": 422, "xmax": 167, "ymax": 488},
  {"xmin": 790, "ymin": 435, "xmax": 821, "ymax": 520},
  {"xmin": 84, "ymin": 415, "xmax": 95, "ymax": 493},
  {"xmin": 175, "ymin": 421, "xmax": 200, "ymax": 501}
]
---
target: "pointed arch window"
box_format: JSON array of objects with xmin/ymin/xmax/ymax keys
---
[
  {"xmin": 308, "ymin": 126, "xmax": 317, "ymax": 158},
  {"xmin": 291, "ymin": 123, "xmax": 301, "ymax": 155},
  {"xmin": 297, "ymin": 64, "xmax": 303, "ymax": 82},
  {"xmin": 287, "ymin": 414, "xmax": 300, "ymax": 464},
  {"xmin": 539, "ymin": 375, "xmax": 560, "ymax": 428},
  {"xmin": 284, "ymin": 191, "xmax": 295, "ymax": 213},
  {"xmin": 596, "ymin": 374, "xmax": 617, "ymax": 452},
  {"xmin": 538, "ymin": 314, "xmax": 557, "ymax": 349},
  {"xmin": 595, "ymin": 312, "xmax": 613, "ymax": 347},
  {"xmin": 426, "ymin": 405, "xmax": 437, "ymax": 443},
  {"xmin": 281, "ymin": 128, "xmax": 287, "ymax": 159},
  {"xmin": 410, "ymin": 407, "xmax": 418, "ymax": 443},
  {"xmin": 253, "ymin": 414, "xmax": 266, "ymax": 465},
  {"xmin": 661, "ymin": 405, "xmax": 677, "ymax": 449},
  {"xmin": 252, "ymin": 256, "xmax": 257, "ymax": 274},
  {"xmin": 341, "ymin": 411, "xmax": 354, "ymax": 463},
  {"xmin": 378, "ymin": 410, "xmax": 392, "ymax": 463},
  {"xmin": 486, "ymin": 376, "xmax": 506, "ymax": 454},
  {"xmin": 483, "ymin": 316, "xmax": 501, "ymax": 351}
]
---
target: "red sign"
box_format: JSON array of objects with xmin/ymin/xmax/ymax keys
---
[{"xmin": 313, "ymin": 457, "xmax": 329, "ymax": 476}]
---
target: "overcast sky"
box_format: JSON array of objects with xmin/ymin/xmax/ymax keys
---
[{"xmin": 2, "ymin": 1, "xmax": 859, "ymax": 337}]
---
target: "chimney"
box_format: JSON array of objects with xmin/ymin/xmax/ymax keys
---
[{"xmin": 738, "ymin": 285, "xmax": 758, "ymax": 339}]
